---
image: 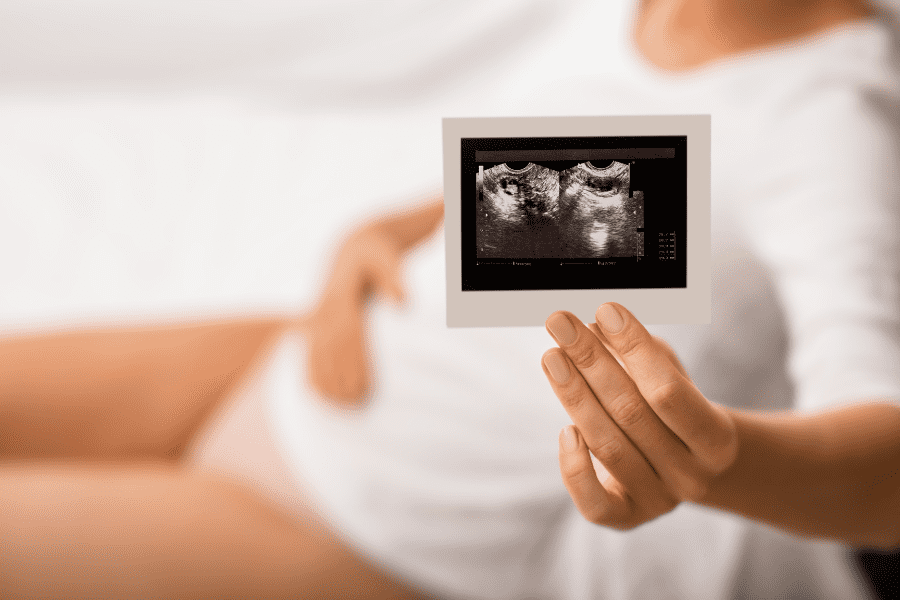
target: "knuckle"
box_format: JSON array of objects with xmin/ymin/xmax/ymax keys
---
[
  {"xmin": 566, "ymin": 338, "xmax": 605, "ymax": 370},
  {"xmin": 674, "ymin": 470, "xmax": 710, "ymax": 503},
  {"xmin": 685, "ymin": 407, "xmax": 739, "ymax": 474},
  {"xmin": 590, "ymin": 437, "xmax": 626, "ymax": 468},
  {"xmin": 651, "ymin": 335, "xmax": 672, "ymax": 351},
  {"xmin": 561, "ymin": 457, "xmax": 596, "ymax": 482},
  {"xmin": 644, "ymin": 378, "xmax": 686, "ymax": 414},
  {"xmin": 614, "ymin": 331, "xmax": 645, "ymax": 361},
  {"xmin": 582, "ymin": 501, "xmax": 611, "ymax": 526},
  {"xmin": 649, "ymin": 493, "xmax": 680, "ymax": 517},
  {"xmin": 559, "ymin": 387, "xmax": 592, "ymax": 413},
  {"xmin": 608, "ymin": 391, "xmax": 647, "ymax": 428},
  {"xmin": 702, "ymin": 445, "xmax": 734, "ymax": 476}
]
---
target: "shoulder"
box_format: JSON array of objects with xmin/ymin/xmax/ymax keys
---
[
  {"xmin": 759, "ymin": 20, "xmax": 900, "ymax": 155},
  {"xmin": 724, "ymin": 22, "xmax": 900, "ymax": 271},
  {"xmin": 738, "ymin": 22, "xmax": 900, "ymax": 215}
]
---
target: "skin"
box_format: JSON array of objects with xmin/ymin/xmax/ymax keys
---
[
  {"xmin": 633, "ymin": 0, "xmax": 872, "ymax": 72},
  {"xmin": 0, "ymin": 198, "xmax": 443, "ymax": 598},
  {"xmin": 303, "ymin": 196, "xmax": 444, "ymax": 405},
  {"xmin": 2, "ymin": 461, "xmax": 427, "ymax": 600},
  {"xmin": 542, "ymin": 305, "xmax": 900, "ymax": 549},
  {"xmin": 0, "ymin": 318, "xmax": 432, "ymax": 599},
  {"xmin": 0, "ymin": 318, "xmax": 286, "ymax": 461}
]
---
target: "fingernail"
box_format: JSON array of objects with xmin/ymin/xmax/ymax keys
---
[
  {"xmin": 560, "ymin": 425, "xmax": 578, "ymax": 452},
  {"xmin": 547, "ymin": 313, "xmax": 578, "ymax": 345},
  {"xmin": 596, "ymin": 303, "xmax": 624, "ymax": 334},
  {"xmin": 543, "ymin": 351, "xmax": 570, "ymax": 383}
]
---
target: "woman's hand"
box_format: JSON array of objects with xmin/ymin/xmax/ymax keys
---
[
  {"xmin": 542, "ymin": 303, "xmax": 738, "ymax": 530},
  {"xmin": 301, "ymin": 197, "xmax": 443, "ymax": 407},
  {"xmin": 302, "ymin": 225, "xmax": 405, "ymax": 406}
]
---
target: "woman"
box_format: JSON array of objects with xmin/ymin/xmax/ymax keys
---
[
  {"xmin": 300, "ymin": 0, "xmax": 900, "ymax": 597},
  {"xmin": 2, "ymin": 1, "xmax": 898, "ymax": 599}
]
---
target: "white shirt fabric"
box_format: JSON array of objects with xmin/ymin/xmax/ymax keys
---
[{"xmin": 264, "ymin": 17, "xmax": 900, "ymax": 600}]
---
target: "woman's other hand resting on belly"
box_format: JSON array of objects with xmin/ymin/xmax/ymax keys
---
[
  {"xmin": 301, "ymin": 196, "xmax": 444, "ymax": 406},
  {"xmin": 542, "ymin": 303, "xmax": 900, "ymax": 550}
]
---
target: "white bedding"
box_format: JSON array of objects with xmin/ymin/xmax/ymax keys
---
[{"xmin": 0, "ymin": 0, "xmax": 632, "ymax": 335}]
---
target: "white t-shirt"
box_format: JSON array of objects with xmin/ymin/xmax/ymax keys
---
[{"xmin": 266, "ymin": 18, "xmax": 900, "ymax": 600}]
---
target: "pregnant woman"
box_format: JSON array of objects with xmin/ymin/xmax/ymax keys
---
[{"xmin": 2, "ymin": 0, "xmax": 897, "ymax": 598}]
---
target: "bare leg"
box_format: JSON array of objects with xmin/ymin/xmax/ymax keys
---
[
  {"xmin": 0, "ymin": 461, "xmax": 433, "ymax": 600},
  {"xmin": 0, "ymin": 331, "xmax": 435, "ymax": 599},
  {"xmin": 0, "ymin": 319, "xmax": 286, "ymax": 463}
]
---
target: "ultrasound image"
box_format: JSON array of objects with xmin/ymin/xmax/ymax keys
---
[
  {"xmin": 476, "ymin": 162, "xmax": 560, "ymax": 258},
  {"xmin": 559, "ymin": 161, "xmax": 643, "ymax": 258},
  {"xmin": 476, "ymin": 160, "xmax": 644, "ymax": 259}
]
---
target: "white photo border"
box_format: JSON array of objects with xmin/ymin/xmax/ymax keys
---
[{"xmin": 443, "ymin": 115, "xmax": 711, "ymax": 327}]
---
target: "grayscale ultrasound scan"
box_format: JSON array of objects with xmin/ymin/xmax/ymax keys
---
[{"xmin": 463, "ymin": 137, "xmax": 683, "ymax": 292}]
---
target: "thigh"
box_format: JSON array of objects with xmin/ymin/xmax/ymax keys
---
[
  {"xmin": 0, "ymin": 461, "xmax": 431, "ymax": 600},
  {"xmin": 178, "ymin": 351, "xmax": 323, "ymax": 528}
]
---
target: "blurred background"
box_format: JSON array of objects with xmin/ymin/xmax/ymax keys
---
[{"xmin": 0, "ymin": 0, "xmax": 634, "ymax": 334}]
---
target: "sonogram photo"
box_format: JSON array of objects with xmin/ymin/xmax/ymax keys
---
[{"xmin": 476, "ymin": 160, "xmax": 644, "ymax": 259}]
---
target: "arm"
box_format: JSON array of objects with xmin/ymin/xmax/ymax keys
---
[
  {"xmin": 303, "ymin": 196, "xmax": 444, "ymax": 404},
  {"xmin": 705, "ymin": 402, "xmax": 900, "ymax": 550},
  {"xmin": 691, "ymin": 83, "xmax": 900, "ymax": 549},
  {"xmin": 542, "ymin": 304, "xmax": 900, "ymax": 551},
  {"xmin": 0, "ymin": 317, "xmax": 288, "ymax": 460}
]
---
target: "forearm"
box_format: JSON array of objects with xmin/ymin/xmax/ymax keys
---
[
  {"xmin": 702, "ymin": 401, "xmax": 900, "ymax": 550},
  {"xmin": 0, "ymin": 317, "xmax": 288, "ymax": 459}
]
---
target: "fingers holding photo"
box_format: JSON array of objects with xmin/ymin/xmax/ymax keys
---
[
  {"xmin": 542, "ymin": 350, "xmax": 678, "ymax": 528},
  {"xmin": 544, "ymin": 312, "xmax": 699, "ymax": 493},
  {"xmin": 592, "ymin": 303, "xmax": 737, "ymax": 474},
  {"xmin": 588, "ymin": 321, "xmax": 691, "ymax": 382},
  {"xmin": 542, "ymin": 305, "xmax": 741, "ymax": 523},
  {"xmin": 556, "ymin": 424, "xmax": 631, "ymax": 528}
]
